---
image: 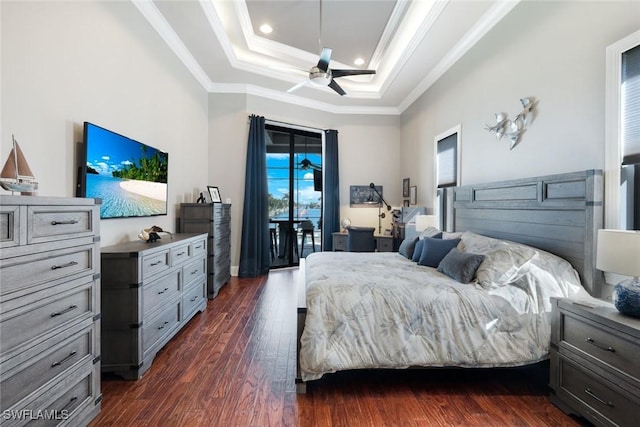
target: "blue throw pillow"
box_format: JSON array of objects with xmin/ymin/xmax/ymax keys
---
[
  {"xmin": 398, "ymin": 237, "xmax": 419, "ymax": 259},
  {"xmin": 437, "ymin": 248, "xmax": 485, "ymax": 283},
  {"xmin": 418, "ymin": 237, "xmax": 461, "ymax": 268},
  {"xmin": 412, "ymin": 239, "xmax": 425, "ymax": 262}
]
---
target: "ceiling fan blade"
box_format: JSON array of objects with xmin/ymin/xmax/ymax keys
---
[
  {"xmin": 328, "ymin": 79, "xmax": 346, "ymax": 96},
  {"xmin": 317, "ymin": 47, "xmax": 332, "ymax": 72},
  {"xmin": 287, "ymin": 80, "xmax": 310, "ymax": 93},
  {"xmin": 332, "ymin": 69, "xmax": 376, "ymax": 78}
]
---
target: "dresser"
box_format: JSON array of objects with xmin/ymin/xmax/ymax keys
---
[
  {"xmin": 100, "ymin": 233, "xmax": 207, "ymax": 380},
  {"xmin": 0, "ymin": 195, "xmax": 101, "ymax": 426},
  {"xmin": 179, "ymin": 203, "xmax": 231, "ymax": 298},
  {"xmin": 550, "ymin": 297, "xmax": 640, "ymax": 426}
]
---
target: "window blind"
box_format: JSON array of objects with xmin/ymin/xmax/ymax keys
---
[
  {"xmin": 622, "ymin": 44, "xmax": 640, "ymax": 165},
  {"xmin": 437, "ymin": 133, "xmax": 457, "ymax": 188}
]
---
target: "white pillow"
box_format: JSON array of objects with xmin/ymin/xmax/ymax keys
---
[{"xmin": 475, "ymin": 246, "xmax": 536, "ymax": 289}]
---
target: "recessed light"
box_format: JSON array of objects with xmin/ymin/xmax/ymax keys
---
[
  {"xmin": 259, "ymin": 24, "xmax": 273, "ymax": 34},
  {"xmin": 354, "ymin": 58, "xmax": 365, "ymax": 66}
]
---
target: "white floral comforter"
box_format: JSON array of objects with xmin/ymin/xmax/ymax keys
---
[{"xmin": 299, "ymin": 250, "xmax": 587, "ymax": 382}]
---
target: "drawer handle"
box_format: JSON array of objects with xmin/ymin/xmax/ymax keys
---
[
  {"xmin": 51, "ymin": 351, "xmax": 78, "ymax": 367},
  {"xmin": 61, "ymin": 396, "xmax": 78, "ymax": 412},
  {"xmin": 51, "ymin": 305, "xmax": 78, "ymax": 317},
  {"xmin": 157, "ymin": 287, "xmax": 169, "ymax": 295},
  {"xmin": 177, "ymin": 251, "xmax": 186, "ymax": 256},
  {"xmin": 585, "ymin": 388, "xmax": 614, "ymax": 408},
  {"xmin": 158, "ymin": 321, "xmax": 169, "ymax": 330},
  {"xmin": 190, "ymin": 296, "xmax": 198, "ymax": 302},
  {"xmin": 150, "ymin": 261, "xmax": 163, "ymax": 266},
  {"xmin": 51, "ymin": 261, "xmax": 78, "ymax": 270},
  {"xmin": 191, "ymin": 270, "xmax": 198, "ymax": 275},
  {"xmin": 585, "ymin": 337, "xmax": 615, "ymax": 352},
  {"xmin": 195, "ymin": 245, "xmax": 203, "ymax": 249},
  {"xmin": 51, "ymin": 219, "xmax": 78, "ymax": 225}
]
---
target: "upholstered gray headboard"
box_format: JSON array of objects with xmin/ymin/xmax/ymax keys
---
[{"xmin": 445, "ymin": 170, "xmax": 604, "ymax": 297}]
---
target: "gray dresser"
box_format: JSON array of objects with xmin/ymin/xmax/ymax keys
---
[
  {"xmin": 100, "ymin": 233, "xmax": 207, "ymax": 380},
  {"xmin": 0, "ymin": 195, "xmax": 101, "ymax": 426},
  {"xmin": 550, "ymin": 297, "xmax": 640, "ymax": 426},
  {"xmin": 179, "ymin": 203, "xmax": 231, "ymax": 298}
]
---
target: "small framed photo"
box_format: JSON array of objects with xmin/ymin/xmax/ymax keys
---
[
  {"xmin": 402, "ymin": 178, "xmax": 410, "ymax": 198},
  {"xmin": 207, "ymin": 186, "xmax": 222, "ymax": 203},
  {"xmin": 403, "ymin": 199, "xmax": 410, "ymax": 207},
  {"xmin": 409, "ymin": 186, "xmax": 417, "ymax": 205}
]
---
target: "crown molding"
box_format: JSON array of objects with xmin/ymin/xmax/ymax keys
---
[
  {"xmin": 211, "ymin": 83, "xmax": 401, "ymax": 116},
  {"xmin": 132, "ymin": 0, "xmax": 213, "ymax": 90},
  {"xmin": 398, "ymin": 0, "xmax": 521, "ymax": 112}
]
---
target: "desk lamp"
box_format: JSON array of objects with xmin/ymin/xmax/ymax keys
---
[
  {"xmin": 369, "ymin": 183, "xmax": 391, "ymax": 234},
  {"xmin": 596, "ymin": 229, "xmax": 640, "ymax": 317}
]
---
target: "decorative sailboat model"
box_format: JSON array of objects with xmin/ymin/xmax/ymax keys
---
[{"xmin": 0, "ymin": 135, "xmax": 38, "ymax": 193}]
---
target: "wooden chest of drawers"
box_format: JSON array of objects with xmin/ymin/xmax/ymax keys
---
[
  {"xmin": 100, "ymin": 233, "xmax": 207, "ymax": 379},
  {"xmin": 550, "ymin": 297, "xmax": 640, "ymax": 427},
  {"xmin": 0, "ymin": 195, "xmax": 101, "ymax": 427},
  {"xmin": 179, "ymin": 203, "xmax": 231, "ymax": 298}
]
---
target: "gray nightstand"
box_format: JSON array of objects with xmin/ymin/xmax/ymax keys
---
[{"xmin": 550, "ymin": 297, "xmax": 640, "ymax": 426}]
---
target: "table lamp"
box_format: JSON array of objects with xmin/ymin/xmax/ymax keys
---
[
  {"xmin": 415, "ymin": 215, "xmax": 439, "ymax": 232},
  {"xmin": 596, "ymin": 229, "xmax": 640, "ymax": 317}
]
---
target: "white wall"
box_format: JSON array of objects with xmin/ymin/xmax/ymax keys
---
[
  {"xmin": 401, "ymin": 0, "xmax": 639, "ymax": 211},
  {"xmin": 1, "ymin": 1, "xmax": 209, "ymax": 246},
  {"xmin": 209, "ymin": 93, "xmax": 401, "ymax": 267}
]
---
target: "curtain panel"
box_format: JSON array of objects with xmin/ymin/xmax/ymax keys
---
[
  {"xmin": 238, "ymin": 115, "xmax": 271, "ymax": 277},
  {"xmin": 323, "ymin": 129, "xmax": 340, "ymax": 250}
]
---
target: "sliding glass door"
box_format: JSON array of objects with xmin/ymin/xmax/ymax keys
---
[{"xmin": 266, "ymin": 124, "xmax": 322, "ymax": 268}]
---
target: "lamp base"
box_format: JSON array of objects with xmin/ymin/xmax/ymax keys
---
[{"xmin": 613, "ymin": 278, "xmax": 640, "ymax": 318}]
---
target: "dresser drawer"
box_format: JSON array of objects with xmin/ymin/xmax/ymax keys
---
[
  {"xmin": 190, "ymin": 238, "xmax": 207, "ymax": 258},
  {"xmin": 182, "ymin": 281, "xmax": 205, "ymax": 320},
  {"xmin": 0, "ymin": 325, "xmax": 94, "ymax": 410},
  {"xmin": 0, "ymin": 204, "xmax": 20, "ymax": 249},
  {"xmin": 142, "ymin": 302, "xmax": 180, "ymax": 355},
  {"xmin": 27, "ymin": 205, "xmax": 97, "ymax": 245},
  {"xmin": 142, "ymin": 270, "xmax": 181, "ymax": 318},
  {"xmin": 183, "ymin": 257, "xmax": 206, "ymax": 288},
  {"xmin": 562, "ymin": 313, "xmax": 640, "ymax": 381},
  {"xmin": 0, "ymin": 243, "xmax": 97, "ymax": 298},
  {"xmin": 170, "ymin": 243, "xmax": 190, "ymax": 266},
  {"xmin": 556, "ymin": 354, "xmax": 639, "ymax": 427},
  {"xmin": 142, "ymin": 249, "xmax": 170, "ymax": 280},
  {"xmin": 0, "ymin": 280, "xmax": 95, "ymax": 355}
]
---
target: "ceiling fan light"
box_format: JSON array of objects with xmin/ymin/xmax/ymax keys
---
[{"xmin": 309, "ymin": 67, "xmax": 331, "ymax": 86}]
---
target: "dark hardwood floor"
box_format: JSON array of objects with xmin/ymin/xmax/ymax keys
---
[{"xmin": 91, "ymin": 268, "xmax": 589, "ymax": 426}]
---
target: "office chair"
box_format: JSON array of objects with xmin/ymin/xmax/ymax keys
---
[
  {"xmin": 299, "ymin": 220, "xmax": 315, "ymax": 257},
  {"xmin": 346, "ymin": 226, "xmax": 376, "ymax": 252}
]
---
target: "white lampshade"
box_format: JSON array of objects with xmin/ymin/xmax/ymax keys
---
[
  {"xmin": 415, "ymin": 215, "xmax": 439, "ymax": 232},
  {"xmin": 596, "ymin": 229, "xmax": 640, "ymax": 278}
]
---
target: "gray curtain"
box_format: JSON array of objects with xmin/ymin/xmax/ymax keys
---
[
  {"xmin": 322, "ymin": 129, "xmax": 340, "ymax": 250},
  {"xmin": 238, "ymin": 115, "xmax": 270, "ymax": 277}
]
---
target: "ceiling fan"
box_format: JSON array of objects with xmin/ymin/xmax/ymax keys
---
[
  {"xmin": 287, "ymin": 47, "xmax": 376, "ymax": 96},
  {"xmin": 286, "ymin": 0, "xmax": 376, "ymax": 96}
]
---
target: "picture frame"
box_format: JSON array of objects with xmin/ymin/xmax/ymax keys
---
[
  {"xmin": 403, "ymin": 199, "xmax": 410, "ymax": 207},
  {"xmin": 402, "ymin": 178, "xmax": 410, "ymax": 197},
  {"xmin": 207, "ymin": 186, "xmax": 222, "ymax": 203},
  {"xmin": 350, "ymin": 185, "xmax": 383, "ymax": 207},
  {"xmin": 409, "ymin": 186, "xmax": 417, "ymax": 205}
]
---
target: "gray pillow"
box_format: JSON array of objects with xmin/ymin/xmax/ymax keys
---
[
  {"xmin": 398, "ymin": 237, "xmax": 419, "ymax": 259},
  {"xmin": 412, "ymin": 239, "xmax": 425, "ymax": 262},
  {"xmin": 418, "ymin": 237, "xmax": 461, "ymax": 268},
  {"xmin": 437, "ymin": 248, "xmax": 485, "ymax": 283}
]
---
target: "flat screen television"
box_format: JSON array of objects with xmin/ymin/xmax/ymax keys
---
[{"xmin": 77, "ymin": 122, "xmax": 168, "ymax": 219}]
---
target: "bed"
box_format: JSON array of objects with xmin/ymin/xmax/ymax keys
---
[{"xmin": 295, "ymin": 170, "xmax": 604, "ymax": 393}]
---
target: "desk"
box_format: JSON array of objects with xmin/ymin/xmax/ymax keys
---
[
  {"xmin": 332, "ymin": 232, "xmax": 394, "ymax": 252},
  {"xmin": 270, "ymin": 219, "xmax": 302, "ymax": 257}
]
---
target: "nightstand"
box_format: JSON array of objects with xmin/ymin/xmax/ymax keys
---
[{"xmin": 550, "ymin": 297, "xmax": 640, "ymax": 426}]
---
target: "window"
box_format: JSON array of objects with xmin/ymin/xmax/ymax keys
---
[
  {"xmin": 605, "ymin": 30, "xmax": 640, "ymax": 229},
  {"xmin": 434, "ymin": 125, "xmax": 461, "ymax": 229}
]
